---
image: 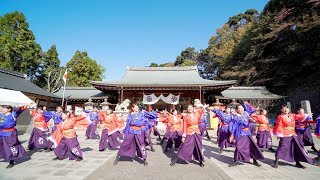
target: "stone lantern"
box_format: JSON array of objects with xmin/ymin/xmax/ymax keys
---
[
  {"xmin": 227, "ymin": 99, "xmax": 239, "ymax": 110},
  {"xmin": 101, "ymin": 97, "xmax": 112, "ymax": 111},
  {"xmin": 84, "ymin": 98, "xmax": 94, "ymax": 111},
  {"xmin": 212, "ymin": 99, "xmax": 223, "ymax": 109}
]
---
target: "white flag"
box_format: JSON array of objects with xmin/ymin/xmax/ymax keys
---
[{"xmin": 62, "ymin": 69, "xmax": 68, "ymax": 83}]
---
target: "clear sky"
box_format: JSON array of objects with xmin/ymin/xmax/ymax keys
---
[{"xmin": 0, "ymin": 0, "xmax": 269, "ymax": 80}]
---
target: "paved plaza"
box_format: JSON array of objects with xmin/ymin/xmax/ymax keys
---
[{"xmin": 1, "ymin": 129, "xmax": 320, "ymax": 180}]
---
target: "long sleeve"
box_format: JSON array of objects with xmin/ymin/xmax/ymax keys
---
[
  {"xmin": 0, "ymin": 113, "xmax": 16, "ymax": 129},
  {"xmin": 243, "ymin": 102, "xmax": 256, "ymax": 116},
  {"xmin": 124, "ymin": 115, "xmax": 132, "ymax": 137},
  {"xmin": 212, "ymin": 109, "xmax": 225, "ymax": 122},
  {"xmin": 42, "ymin": 111, "xmax": 54, "ymax": 121},
  {"xmin": 273, "ymin": 115, "xmax": 284, "ymax": 137}
]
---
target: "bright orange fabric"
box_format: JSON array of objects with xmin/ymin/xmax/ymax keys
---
[
  {"xmin": 115, "ymin": 116, "xmax": 125, "ymax": 130},
  {"xmin": 273, "ymin": 114, "xmax": 297, "ymax": 137},
  {"xmin": 103, "ymin": 113, "xmax": 118, "ymax": 134},
  {"xmin": 251, "ymin": 114, "xmax": 270, "ymax": 132},
  {"xmin": 30, "ymin": 110, "xmax": 47, "ymax": 131},
  {"xmin": 182, "ymin": 108, "xmax": 204, "ymax": 137}
]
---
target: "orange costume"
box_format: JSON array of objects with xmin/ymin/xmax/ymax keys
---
[
  {"xmin": 30, "ymin": 110, "xmax": 48, "ymax": 132},
  {"xmin": 101, "ymin": 112, "xmax": 119, "ymax": 135},
  {"xmin": 115, "ymin": 116, "xmax": 125, "ymax": 131},
  {"xmin": 251, "ymin": 114, "xmax": 271, "ymax": 132},
  {"xmin": 166, "ymin": 114, "xmax": 183, "ymax": 132},
  {"xmin": 182, "ymin": 108, "xmax": 204, "ymax": 137},
  {"xmin": 273, "ymin": 114, "xmax": 297, "ymax": 137},
  {"xmin": 49, "ymin": 114, "xmax": 86, "ymax": 147},
  {"xmin": 99, "ymin": 112, "xmax": 122, "ymax": 151}
]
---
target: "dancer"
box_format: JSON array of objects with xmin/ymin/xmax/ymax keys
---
[
  {"xmin": 28, "ymin": 106, "xmax": 50, "ymax": 151},
  {"xmin": 42, "ymin": 106, "xmax": 63, "ymax": 151},
  {"xmin": 228, "ymin": 103, "xmax": 264, "ymax": 167},
  {"xmin": 161, "ymin": 109, "xmax": 183, "ymax": 152},
  {"xmin": 85, "ymin": 107, "xmax": 100, "ymax": 139},
  {"xmin": 50, "ymin": 111, "xmax": 87, "ymax": 162},
  {"xmin": 99, "ymin": 109, "xmax": 121, "ymax": 151},
  {"xmin": 0, "ymin": 105, "xmax": 27, "ymax": 168},
  {"xmin": 115, "ymin": 113, "xmax": 126, "ymax": 140},
  {"xmin": 170, "ymin": 103, "xmax": 208, "ymax": 167},
  {"xmin": 295, "ymin": 108, "xmax": 317, "ymax": 152},
  {"xmin": 113, "ymin": 104, "xmax": 158, "ymax": 166},
  {"xmin": 272, "ymin": 105, "xmax": 314, "ymax": 168},
  {"xmin": 199, "ymin": 112, "xmax": 211, "ymax": 140},
  {"xmin": 212, "ymin": 107, "xmax": 235, "ymax": 154},
  {"xmin": 159, "ymin": 110, "xmax": 170, "ymax": 145},
  {"xmin": 251, "ymin": 109, "xmax": 275, "ymax": 152}
]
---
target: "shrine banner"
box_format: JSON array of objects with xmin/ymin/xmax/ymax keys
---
[
  {"xmin": 143, "ymin": 93, "xmax": 161, "ymax": 104},
  {"xmin": 160, "ymin": 93, "xmax": 180, "ymax": 105}
]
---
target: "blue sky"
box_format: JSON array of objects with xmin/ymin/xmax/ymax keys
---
[{"xmin": 0, "ymin": 0, "xmax": 269, "ymax": 80}]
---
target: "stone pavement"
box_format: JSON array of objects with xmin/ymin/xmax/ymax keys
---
[
  {"xmin": 0, "ymin": 129, "xmax": 118, "ymax": 180},
  {"xmin": 86, "ymin": 130, "xmax": 320, "ymax": 180},
  {"xmin": 85, "ymin": 135, "xmax": 232, "ymax": 180},
  {"xmin": 203, "ymin": 130, "xmax": 320, "ymax": 180},
  {"xmin": 1, "ymin": 129, "xmax": 320, "ymax": 180}
]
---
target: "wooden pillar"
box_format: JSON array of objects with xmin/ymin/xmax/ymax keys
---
[
  {"xmin": 120, "ymin": 87, "xmax": 124, "ymax": 103},
  {"xmin": 117, "ymin": 89, "xmax": 121, "ymax": 103},
  {"xmin": 46, "ymin": 98, "xmax": 51, "ymax": 108}
]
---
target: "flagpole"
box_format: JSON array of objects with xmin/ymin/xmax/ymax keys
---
[
  {"xmin": 62, "ymin": 80, "xmax": 66, "ymax": 107},
  {"xmin": 61, "ymin": 69, "xmax": 68, "ymax": 109}
]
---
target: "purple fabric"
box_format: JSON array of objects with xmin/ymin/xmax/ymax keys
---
[
  {"xmin": 243, "ymin": 102, "xmax": 256, "ymax": 115},
  {"xmin": 116, "ymin": 131, "xmax": 124, "ymax": 140},
  {"xmin": 297, "ymin": 129, "xmax": 314, "ymax": 146},
  {"xmin": 166, "ymin": 131, "xmax": 182, "ymax": 149},
  {"xmin": 249, "ymin": 123, "xmax": 257, "ymax": 136},
  {"xmin": 234, "ymin": 135, "xmax": 264, "ymax": 162},
  {"xmin": 315, "ymin": 115, "xmax": 320, "ymax": 136},
  {"xmin": 199, "ymin": 125, "xmax": 207, "ymax": 136},
  {"xmin": 256, "ymin": 131, "xmax": 272, "ymax": 149},
  {"xmin": 163, "ymin": 128, "xmax": 170, "ymax": 139},
  {"xmin": 275, "ymin": 136, "xmax": 313, "ymax": 164},
  {"xmin": 124, "ymin": 111, "xmax": 155, "ymax": 137},
  {"xmin": 230, "ymin": 113, "xmax": 251, "ymax": 139},
  {"xmin": 0, "ymin": 112, "xmax": 19, "ymax": 136},
  {"xmin": 28, "ymin": 128, "xmax": 49, "ymax": 149},
  {"xmin": 85, "ymin": 122, "xmax": 100, "ymax": 139},
  {"xmin": 153, "ymin": 127, "xmax": 160, "ymax": 136},
  {"xmin": 0, "ymin": 130, "xmax": 26, "ymax": 161},
  {"xmin": 177, "ymin": 133, "xmax": 204, "ymax": 162},
  {"xmin": 218, "ymin": 131, "xmax": 235, "ymax": 149},
  {"xmin": 118, "ymin": 133, "xmax": 147, "ymax": 159},
  {"xmin": 54, "ymin": 137, "xmax": 83, "ymax": 160},
  {"xmin": 99, "ymin": 129, "xmax": 121, "ymax": 151},
  {"xmin": 143, "ymin": 130, "xmax": 153, "ymax": 148}
]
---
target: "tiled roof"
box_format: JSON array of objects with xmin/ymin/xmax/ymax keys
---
[
  {"xmin": 220, "ymin": 86, "xmax": 285, "ymax": 100},
  {"xmin": 92, "ymin": 66, "xmax": 236, "ymax": 87},
  {"xmin": 0, "ymin": 68, "xmax": 59, "ymax": 98},
  {"xmin": 54, "ymin": 87, "xmax": 111, "ymax": 99}
]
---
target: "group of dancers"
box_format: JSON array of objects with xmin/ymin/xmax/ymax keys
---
[{"xmin": 1, "ymin": 100, "xmax": 320, "ymax": 169}]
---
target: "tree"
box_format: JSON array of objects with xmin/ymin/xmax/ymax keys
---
[
  {"xmin": 0, "ymin": 11, "xmax": 42, "ymax": 81},
  {"xmin": 174, "ymin": 47, "xmax": 198, "ymax": 66},
  {"xmin": 149, "ymin": 63, "xmax": 159, "ymax": 67},
  {"xmin": 37, "ymin": 45, "xmax": 63, "ymax": 92},
  {"xmin": 66, "ymin": 51, "xmax": 105, "ymax": 87},
  {"xmin": 222, "ymin": 0, "xmax": 320, "ymax": 93}
]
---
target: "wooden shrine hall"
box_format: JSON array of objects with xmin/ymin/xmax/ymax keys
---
[{"xmin": 91, "ymin": 66, "xmax": 236, "ymax": 110}]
